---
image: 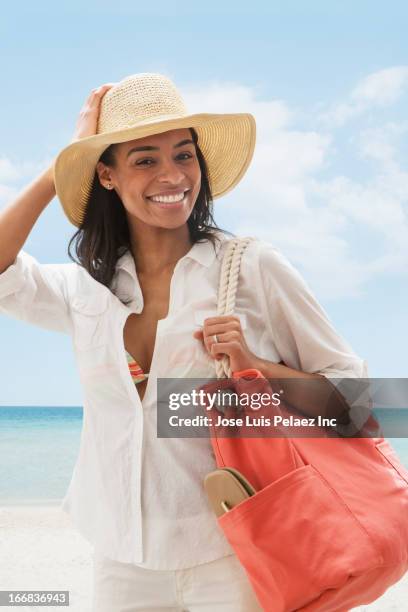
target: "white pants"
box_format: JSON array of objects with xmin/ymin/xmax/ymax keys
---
[{"xmin": 91, "ymin": 551, "xmax": 264, "ymax": 612}]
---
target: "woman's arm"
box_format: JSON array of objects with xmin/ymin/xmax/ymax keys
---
[
  {"xmin": 0, "ymin": 165, "xmax": 55, "ymax": 273},
  {"xmin": 0, "ymin": 84, "xmax": 116, "ymax": 334},
  {"xmin": 0, "ymin": 83, "xmax": 114, "ymax": 274},
  {"xmin": 195, "ymin": 318, "xmax": 352, "ymax": 423},
  {"xmin": 255, "ymin": 241, "xmax": 367, "ymax": 424},
  {"xmin": 196, "ymin": 240, "xmax": 366, "ymax": 424},
  {"xmin": 257, "ymin": 242, "xmax": 367, "ymax": 379},
  {"xmin": 251, "ymin": 357, "xmax": 352, "ymax": 424}
]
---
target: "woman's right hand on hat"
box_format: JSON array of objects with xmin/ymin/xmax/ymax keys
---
[{"xmin": 70, "ymin": 83, "xmax": 116, "ymax": 142}]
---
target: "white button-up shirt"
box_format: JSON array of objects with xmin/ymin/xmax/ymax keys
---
[{"xmin": 0, "ymin": 232, "xmax": 368, "ymax": 568}]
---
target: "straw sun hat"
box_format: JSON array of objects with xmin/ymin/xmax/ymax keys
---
[{"xmin": 54, "ymin": 72, "xmax": 256, "ymax": 227}]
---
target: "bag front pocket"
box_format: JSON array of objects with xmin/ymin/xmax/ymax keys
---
[{"xmin": 218, "ymin": 463, "xmax": 382, "ymax": 612}]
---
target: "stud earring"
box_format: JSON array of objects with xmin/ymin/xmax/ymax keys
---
[{"xmin": 106, "ymin": 183, "xmax": 113, "ymax": 190}]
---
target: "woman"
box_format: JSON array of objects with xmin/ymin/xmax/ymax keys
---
[{"xmin": 0, "ymin": 73, "xmax": 367, "ymax": 611}]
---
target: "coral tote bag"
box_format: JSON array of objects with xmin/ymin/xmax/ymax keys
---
[
  {"xmin": 202, "ymin": 370, "xmax": 408, "ymax": 612},
  {"xmin": 204, "ymin": 238, "xmax": 408, "ymax": 611}
]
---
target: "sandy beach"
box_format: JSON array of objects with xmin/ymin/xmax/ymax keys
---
[
  {"xmin": 0, "ymin": 505, "xmax": 93, "ymax": 612},
  {"xmin": 0, "ymin": 505, "xmax": 407, "ymax": 612}
]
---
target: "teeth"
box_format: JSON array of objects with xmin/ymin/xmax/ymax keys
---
[{"xmin": 150, "ymin": 191, "xmax": 186, "ymax": 203}]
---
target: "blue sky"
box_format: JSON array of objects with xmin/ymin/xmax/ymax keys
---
[{"xmin": 1, "ymin": 1, "xmax": 407, "ymax": 404}]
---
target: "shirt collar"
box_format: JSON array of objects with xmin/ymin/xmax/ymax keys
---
[
  {"xmin": 112, "ymin": 232, "xmax": 227, "ymax": 308},
  {"xmin": 115, "ymin": 231, "xmax": 227, "ymax": 274}
]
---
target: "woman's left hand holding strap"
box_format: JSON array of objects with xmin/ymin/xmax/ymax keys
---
[{"xmin": 193, "ymin": 315, "xmax": 263, "ymax": 374}]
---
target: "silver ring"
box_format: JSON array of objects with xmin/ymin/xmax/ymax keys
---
[{"xmin": 213, "ymin": 334, "xmax": 219, "ymax": 344}]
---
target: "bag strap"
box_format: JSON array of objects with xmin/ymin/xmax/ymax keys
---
[{"xmin": 215, "ymin": 236, "xmax": 255, "ymax": 379}]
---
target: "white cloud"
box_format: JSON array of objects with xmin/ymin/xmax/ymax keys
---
[
  {"xmin": 182, "ymin": 80, "xmax": 292, "ymax": 139},
  {"xmin": 0, "ymin": 158, "xmax": 21, "ymax": 208},
  {"xmin": 355, "ymin": 121, "xmax": 408, "ymax": 165},
  {"xmin": 351, "ymin": 67, "xmax": 408, "ymax": 106},
  {"xmin": 320, "ymin": 66, "xmax": 408, "ymax": 127},
  {"xmin": 0, "ymin": 157, "xmax": 21, "ymax": 182},
  {"xmin": 0, "ymin": 184, "xmax": 18, "ymax": 208},
  {"xmin": 183, "ymin": 75, "xmax": 408, "ymax": 299},
  {"xmin": 0, "ymin": 157, "xmax": 54, "ymax": 210}
]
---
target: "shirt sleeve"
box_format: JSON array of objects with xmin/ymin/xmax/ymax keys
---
[
  {"xmin": 256, "ymin": 240, "xmax": 370, "ymax": 432},
  {"xmin": 0, "ymin": 250, "xmax": 72, "ymax": 334}
]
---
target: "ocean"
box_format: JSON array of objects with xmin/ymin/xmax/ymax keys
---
[
  {"xmin": 0, "ymin": 407, "xmax": 82, "ymax": 505},
  {"xmin": 1, "ymin": 406, "xmax": 408, "ymax": 505}
]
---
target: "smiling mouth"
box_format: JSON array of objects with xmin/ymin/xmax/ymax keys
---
[{"xmin": 146, "ymin": 189, "xmax": 190, "ymax": 204}]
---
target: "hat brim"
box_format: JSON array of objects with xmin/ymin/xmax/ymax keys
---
[{"xmin": 54, "ymin": 112, "xmax": 256, "ymax": 227}]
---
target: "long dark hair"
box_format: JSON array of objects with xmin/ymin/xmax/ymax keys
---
[{"xmin": 67, "ymin": 128, "xmax": 233, "ymax": 305}]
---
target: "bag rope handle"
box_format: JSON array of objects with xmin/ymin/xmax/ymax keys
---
[{"xmin": 215, "ymin": 237, "xmax": 254, "ymax": 379}]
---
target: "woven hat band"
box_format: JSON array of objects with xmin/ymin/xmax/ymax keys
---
[{"xmin": 97, "ymin": 73, "xmax": 188, "ymax": 134}]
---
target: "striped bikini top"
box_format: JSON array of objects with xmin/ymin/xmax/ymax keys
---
[{"xmin": 126, "ymin": 350, "xmax": 149, "ymax": 385}]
